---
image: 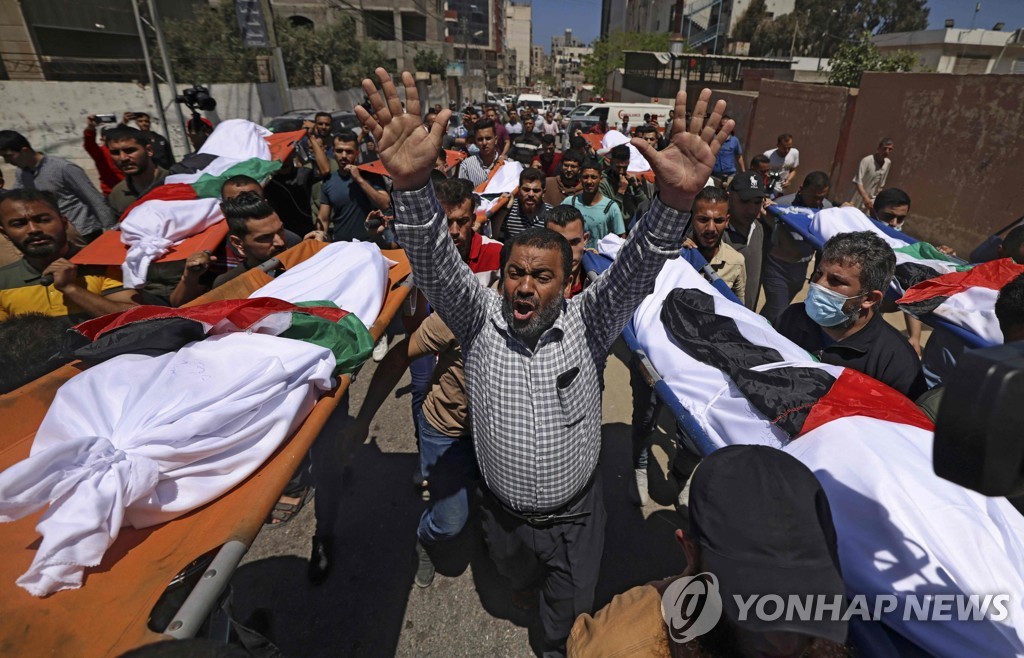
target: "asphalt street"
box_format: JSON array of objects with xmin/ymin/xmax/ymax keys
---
[{"xmin": 233, "ymin": 336, "xmax": 691, "ymax": 658}]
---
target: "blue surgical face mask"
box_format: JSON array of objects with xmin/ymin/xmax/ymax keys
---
[{"xmin": 804, "ymin": 282, "xmax": 865, "ymax": 328}]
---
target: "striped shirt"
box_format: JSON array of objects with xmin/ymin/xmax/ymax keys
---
[
  {"xmin": 14, "ymin": 154, "xmax": 117, "ymax": 236},
  {"xmin": 457, "ymin": 153, "xmax": 501, "ymax": 187},
  {"xmin": 392, "ymin": 184, "xmax": 690, "ymax": 512},
  {"xmin": 503, "ymin": 198, "xmax": 553, "ymax": 239}
]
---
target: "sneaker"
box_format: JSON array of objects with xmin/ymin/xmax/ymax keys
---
[
  {"xmin": 634, "ymin": 468, "xmax": 649, "ymax": 506},
  {"xmin": 414, "ymin": 541, "xmax": 435, "ymax": 588},
  {"xmin": 372, "ymin": 335, "xmax": 389, "ymax": 362}
]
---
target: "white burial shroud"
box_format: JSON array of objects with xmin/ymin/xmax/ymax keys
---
[
  {"xmin": 0, "ymin": 242, "xmax": 390, "ymax": 597},
  {"xmin": 119, "ymin": 198, "xmax": 224, "ymax": 289},
  {"xmin": 597, "ymin": 234, "xmax": 1024, "ymax": 655}
]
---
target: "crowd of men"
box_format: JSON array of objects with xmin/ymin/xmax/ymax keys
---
[{"xmin": 1, "ymin": 69, "xmax": 1024, "ymax": 658}]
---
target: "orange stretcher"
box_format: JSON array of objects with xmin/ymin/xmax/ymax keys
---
[{"xmin": 0, "ymin": 240, "xmax": 412, "ymax": 656}]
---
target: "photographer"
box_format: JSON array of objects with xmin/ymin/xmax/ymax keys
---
[{"xmin": 121, "ymin": 112, "xmax": 174, "ymax": 169}]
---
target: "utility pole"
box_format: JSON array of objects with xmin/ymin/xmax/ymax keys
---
[
  {"xmin": 145, "ymin": 0, "xmax": 190, "ymax": 153},
  {"xmin": 462, "ymin": 16, "xmax": 470, "ymax": 106},
  {"xmin": 130, "ymin": 0, "xmax": 169, "ymax": 137}
]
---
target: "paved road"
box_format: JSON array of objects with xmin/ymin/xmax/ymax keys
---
[{"xmin": 233, "ymin": 337, "xmax": 690, "ymax": 658}]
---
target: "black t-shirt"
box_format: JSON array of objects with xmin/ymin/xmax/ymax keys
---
[
  {"xmin": 775, "ymin": 302, "xmax": 928, "ymax": 399},
  {"xmin": 265, "ymin": 167, "xmax": 316, "ymax": 236}
]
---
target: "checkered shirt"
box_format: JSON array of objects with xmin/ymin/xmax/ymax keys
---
[{"xmin": 392, "ymin": 184, "xmax": 690, "ymax": 513}]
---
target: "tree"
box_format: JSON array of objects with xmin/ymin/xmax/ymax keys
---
[
  {"xmin": 162, "ymin": 4, "xmax": 258, "ymax": 83},
  {"xmin": 413, "ymin": 49, "xmax": 447, "ymax": 78},
  {"xmin": 732, "ymin": 0, "xmax": 768, "ymax": 43},
  {"xmin": 827, "ymin": 33, "xmax": 916, "ymax": 87},
  {"xmin": 749, "ymin": 0, "xmax": 929, "ymax": 59},
  {"xmin": 582, "ymin": 31, "xmax": 674, "ymax": 94}
]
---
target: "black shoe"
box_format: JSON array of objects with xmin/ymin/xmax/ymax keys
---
[
  {"xmin": 308, "ymin": 535, "xmax": 334, "ymax": 585},
  {"xmin": 414, "ymin": 541, "xmax": 435, "ymax": 588}
]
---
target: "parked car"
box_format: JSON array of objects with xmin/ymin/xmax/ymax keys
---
[{"xmin": 266, "ymin": 109, "xmax": 361, "ymax": 136}]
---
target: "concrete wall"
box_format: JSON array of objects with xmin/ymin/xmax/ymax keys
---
[
  {"xmin": 835, "ymin": 72, "xmax": 1024, "ymax": 256},
  {"xmin": 708, "ymin": 90, "xmax": 758, "ymax": 152},
  {"xmin": 746, "ymin": 80, "xmax": 854, "ymax": 185}
]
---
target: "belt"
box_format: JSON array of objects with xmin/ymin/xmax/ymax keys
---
[{"xmin": 488, "ymin": 470, "xmax": 597, "ymax": 528}]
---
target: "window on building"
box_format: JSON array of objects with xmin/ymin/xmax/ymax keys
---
[
  {"xmin": 365, "ymin": 10, "xmax": 395, "ymax": 41},
  {"xmin": 402, "ymin": 13, "xmax": 427, "ymax": 41},
  {"xmin": 952, "ymin": 54, "xmax": 990, "ymax": 75}
]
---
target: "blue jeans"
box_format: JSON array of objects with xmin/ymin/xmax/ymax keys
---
[
  {"xmin": 417, "ymin": 413, "xmax": 477, "ymax": 544},
  {"xmin": 409, "ymin": 353, "xmax": 436, "ymax": 480}
]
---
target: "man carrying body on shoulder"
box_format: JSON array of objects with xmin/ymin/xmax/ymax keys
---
[
  {"xmin": 122, "ymin": 111, "xmax": 175, "ymax": 169},
  {"xmin": 544, "ymin": 149, "xmax": 584, "ymax": 206},
  {"xmin": 850, "ymin": 138, "xmax": 893, "ymax": 212},
  {"xmin": 492, "ymin": 168, "xmax": 553, "ymax": 241},
  {"xmin": 457, "ymin": 118, "xmax": 501, "ymax": 187},
  {"xmin": 561, "ymin": 158, "xmax": 626, "ymax": 250},
  {"xmin": 544, "ymin": 205, "xmax": 591, "ymax": 299},
  {"xmin": 568, "ymin": 445, "xmax": 850, "ymax": 658},
  {"xmin": 763, "ymin": 133, "xmax": 799, "ymax": 196},
  {"xmin": 355, "ymin": 68, "xmax": 734, "ymax": 656},
  {"xmin": 317, "ymin": 131, "xmax": 389, "ymax": 242},
  {"xmin": 599, "ymin": 145, "xmax": 651, "ymax": 221},
  {"xmin": 105, "ymin": 126, "xmax": 168, "ymax": 215},
  {"xmin": 760, "ymin": 171, "xmax": 833, "ymax": 323},
  {"xmin": 723, "ymin": 172, "xmax": 769, "ymax": 311},
  {"xmin": 0, "ymin": 189, "xmax": 140, "ymax": 321},
  {"xmin": 0, "ymin": 130, "xmax": 117, "ymax": 244},
  {"xmin": 683, "ymin": 186, "xmax": 746, "ymax": 304},
  {"xmin": 775, "ymin": 230, "xmax": 927, "ymax": 399}
]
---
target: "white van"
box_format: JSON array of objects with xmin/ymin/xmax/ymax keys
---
[
  {"xmin": 517, "ymin": 93, "xmax": 545, "ymax": 112},
  {"xmin": 568, "ymin": 102, "xmax": 671, "ymax": 129}
]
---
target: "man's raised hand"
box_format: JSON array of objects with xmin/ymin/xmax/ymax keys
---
[
  {"xmin": 631, "ymin": 88, "xmax": 733, "ymax": 212},
  {"xmin": 354, "ymin": 69, "xmax": 451, "ymax": 192}
]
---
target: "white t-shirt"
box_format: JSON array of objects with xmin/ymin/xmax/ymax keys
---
[
  {"xmin": 764, "ymin": 147, "xmax": 800, "ymax": 193},
  {"xmin": 505, "ymin": 122, "xmax": 523, "ymax": 136}
]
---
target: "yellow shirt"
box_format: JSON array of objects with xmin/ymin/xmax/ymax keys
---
[{"xmin": 0, "ymin": 257, "xmax": 124, "ymax": 321}]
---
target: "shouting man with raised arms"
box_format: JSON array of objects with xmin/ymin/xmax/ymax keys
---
[{"xmin": 355, "ymin": 69, "xmax": 733, "ymax": 657}]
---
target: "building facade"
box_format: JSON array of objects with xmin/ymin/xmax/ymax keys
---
[
  {"xmin": 550, "ymin": 28, "xmax": 592, "ymax": 98},
  {"xmin": 505, "ymin": 1, "xmax": 532, "ymax": 89},
  {"xmin": 873, "ymin": 27, "xmax": 1024, "ymax": 75}
]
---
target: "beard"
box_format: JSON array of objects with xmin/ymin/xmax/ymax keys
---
[
  {"xmin": 501, "ymin": 292, "xmax": 563, "ymax": 343},
  {"xmin": 17, "ymin": 235, "xmax": 61, "ymax": 258}
]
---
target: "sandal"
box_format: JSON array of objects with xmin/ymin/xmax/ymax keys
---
[{"xmin": 264, "ymin": 486, "xmax": 313, "ymax": 526}]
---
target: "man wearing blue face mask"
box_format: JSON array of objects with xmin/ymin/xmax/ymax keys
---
[{"xmin": 775, "ymin": 231, "xmax": 927, "ymax": 399}]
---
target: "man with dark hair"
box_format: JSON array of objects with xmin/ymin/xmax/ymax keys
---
[
  {"xmin": 748, "ymin": 153, "xmax": 771, "ymax": 189},
  {"xmin": 724, "ymin": 171, "xmax": 769, "ymax": 310},
  {"xmin": 760, "ymin": 171, "xmax": 834, "ymax": 323},
  {"xmin": 562, "ymin": 158, "xmax": 625, "ymax": 249},
  {"xmin": 544, "ymin": 205, "xmax": 590, "ymax": 298},
  {"xmin": 83, "ymin": 115, "xmax": 125, "ymax": 196},
  {"xmin": 185, "ymin": 116, "xmax": 214, "ymax": 151},
  {"xmin": 356, "ymin": 69, "xmax": 733, "ymax": 655},
  {"xmin": 996, "ymin": 273, "xmax": 1024, "ymax": 343},
  {"xmin": 999, "ymin": 225, "xmax": 1024, "ymax": 265},
  {"xmin": 850, "ymin": 138, "xmax": 893, "ymax": 212},
  {"xmin": 312, "ymin": 111, "xmax": 333, "ymax": 146},
  {"xmin": 511, "ymin": 115, "xmax": 543, "ymax": 165},
  {"xmin": 686, "ymin": 186, "xmax": 746, "ymax": 303},
  {"xmin": 544, "ymin": 149, "xmax": 584, "ymax": 205},
  {"xmin": 711, "ymin": 114, "xmax": 745, "ymax": 187},
  {"xmin": 493, "ymin": 168, "xmax": 553, "ymax": 240},
  {"xmin": 221, "ymin": 174, "xmax": 263, "ymax": 199},
  {"xmin": 104, "ymin": 126, "xmax": 168, "ymax": 215},
  {"xmin": 122, "ymin": 111, "xmax": 174, "ymax": 169},
  {"xmin": 317, "ymin": 131, "xmax": 388, "ymax": 242},
  {"xmin": 0, "ymin": 189, "xmax": 140, "ymax": 321},
  {"xmin": 533, "ymin": 134, "xmax": 562, "ymax": 177},
  {"xmin": 763, "ymin": 132, "xmax": 799, "ymax": 195},
  {"xmin": 775, "ymin": 231, "xmax": 926, "ymax": 398},
  {"xmin": 870, "ymin": 187, "xmax": 910, "ymax": 231},
  {"xmin": 0, "ymin": 130, "xmax": 117, "ymax": 243},
  {"xmin": 568, "ymin": 445, "xmax": 849, "ymax": 658},
  {"xmin": 634, "ymin": 124, "xmax": 659, "ymax": 151},
  {"xmin": 484, "ymin": 105, "xmax": 512, "ymax": 158},
  {"xmin": 599, "ymin": 144, "xmax": 650, "ymax": 220},
  {"xmin": 457, "ymin": 118, "xmax": 500, "ymax": 187},
  {"xmin": 212, "ymin": 191, "xmax": 299, "ymax": 288}
]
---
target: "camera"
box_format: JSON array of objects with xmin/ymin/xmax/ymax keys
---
[
  {"xmin": 94, "ymin": 114, "xmax": 117, "ymax": 124},
  {"xmin": 175, "ymin": 85, "xmax": 217, "ymax": 113},
  {"xmin": 933, "ymin": 342, "xmax": 1024, "ymax": 498}
]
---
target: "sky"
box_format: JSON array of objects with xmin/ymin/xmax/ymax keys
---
[{"xmin": 527, "ymin": 0, "xmax": 1024, "ymax": 52}]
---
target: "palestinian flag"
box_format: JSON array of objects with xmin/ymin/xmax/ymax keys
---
[
  {"xmin": 659, "ymin": 287, "xmax": 933, "ymax": 439},
  {"xmin": 898, "ymin": 258, "xmax": 1024, "ymax": 345},
  {"xmin": 63, "ymin": 297, "xmax": 375, "ymax": 376},
  {"xmin": 72, "ymin": 121, "xmax": 306, "ymax": 279},
  {"xmin": 890, "ymin": 241, "xmax": 971, "ymax": 294}
]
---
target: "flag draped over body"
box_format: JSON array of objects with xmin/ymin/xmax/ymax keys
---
[{"xmin": 596, "ymin": 235, "xmax": 1024, "ymax": 655}]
